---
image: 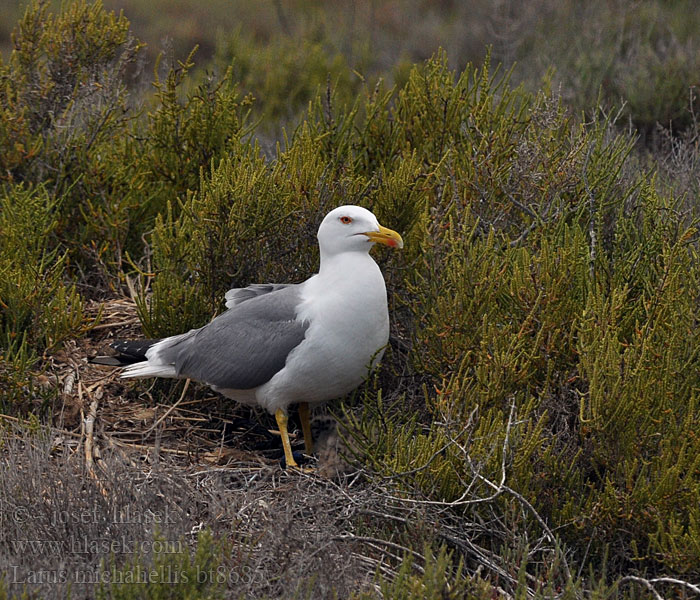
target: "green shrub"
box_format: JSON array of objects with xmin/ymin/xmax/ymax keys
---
[
  {"xmin": 139, "ymin": 91, "xmax": 426, "ymax": 335},
  {"xmin": 331, "ymin": 54, "xmax": 700, "ymax": 580},
  {"xmin": 137, "ymin": 145, "xmax": 294, "ymax": 336},
  {"xmin": 352, "ymin": 545, "xmax": 474, "ymax": 600},
  {"xmin": 0, "ymin": 1, "xmax": 262, "ymax": 285},
  {"xmin": 0, "ymin": 185, "xmax": 85, "ymax": 351},
  {"xmin": 133, "ymin": 50, "xmax": 255, "ymax": 224},
  {"xmin": 0, "ymin": 184, "xmax": 84, "ymax": 411},
  {"xmin": 516, "ymin": 0, "xmax": 700, "ymax": 135},
  {"xmin": 0, "ymin": 332, "xmax": 41, "ymax": 414},
  {"xmin": 0, "ymin": 0, "xmax": 135, "ymax": 184},
  {"xmin": 0, "ymin": 0, "xmax": 140, "ymax": 280},
  {"xmin": 214, "ymin": 28, "xmax": 362, "ymax": 136},
  {"xmin": 96, "ymin": 530, "xmax": 227, "ymax": 600}
]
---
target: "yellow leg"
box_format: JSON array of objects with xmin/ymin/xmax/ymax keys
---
[
  {"xmin": 275, "ymin": 408, "xmax": 299, "ymax": 469},
  {"xmin": 298, "ymin": 402, "xmax": 314, "ymax": 455}
]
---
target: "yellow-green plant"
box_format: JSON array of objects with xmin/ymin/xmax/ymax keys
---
[
  {"xmin": 96, "ymin": 529, "xmax": 227, "ymax": 600},
  {"xmin": 0, "ymin": 185, "xmax": 85, "ymax": 350}
]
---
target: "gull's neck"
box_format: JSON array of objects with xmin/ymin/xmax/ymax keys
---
[{"xmin": 318, "ymin": 249, "xmax": 377, "ymax": 279}]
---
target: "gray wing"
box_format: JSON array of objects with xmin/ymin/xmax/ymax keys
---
[
  {"xmin": 163, "ymin": 285, "xmax": 308, "ymax": 390},
  {"xmin": 224, "ymin": 283, "xmax": 293, "ymax": 309}
]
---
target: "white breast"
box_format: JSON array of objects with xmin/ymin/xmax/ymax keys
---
[{"xmin": 255, "ymin": 252, "xmax": 389, "ymax": 413}]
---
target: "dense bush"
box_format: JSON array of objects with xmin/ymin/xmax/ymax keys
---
[
  {"xmin": 213, "ymin": 29, "xmax": 362, "ymax": 140},
  {"xmin": 2, "ymin": 2, "xmax": 700, "ymax": 598}
]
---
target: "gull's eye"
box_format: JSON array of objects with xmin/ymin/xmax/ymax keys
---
[{"xmin": 339, "ymin": 216, "xmax": 353, "ymax": 224}]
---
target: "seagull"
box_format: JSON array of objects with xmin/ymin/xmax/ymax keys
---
[{"xmin": 94, "ymin": 206, "xmax": 403, "ymax": 469}]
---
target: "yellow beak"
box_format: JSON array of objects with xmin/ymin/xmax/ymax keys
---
[{"xmin": 363, "ymin": 224, "xmax": 404, "ymax": 249}]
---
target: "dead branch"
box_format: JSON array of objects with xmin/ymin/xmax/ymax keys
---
[
  {"xmin": 620, "ymin": 575, "xmax": 700, "ymax": 599},
  {"xmin": 83, "ymin": 390, "xmax": 108, "ymax": 497}
]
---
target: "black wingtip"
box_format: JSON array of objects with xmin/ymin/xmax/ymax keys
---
[
  {"xmin": 89, "ymin": 338, "xmax": 161, "ymax": 367},
  {"xmin": 89, "ymin": 356, "xmax": 131, "ymax": 367}
]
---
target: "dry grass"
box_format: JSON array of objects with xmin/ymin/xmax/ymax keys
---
[{"xmin": 0, "ymin": 422, "xmax": 385, "ymax": 598}]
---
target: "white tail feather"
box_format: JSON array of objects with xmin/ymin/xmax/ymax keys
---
[
  {"xmin": 121, "ymin": 362, "xmax": 177, "ymax": 379},
  {"xmin": 120, "ymin": 337, "xmax": 181, "ymax": 379}
]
